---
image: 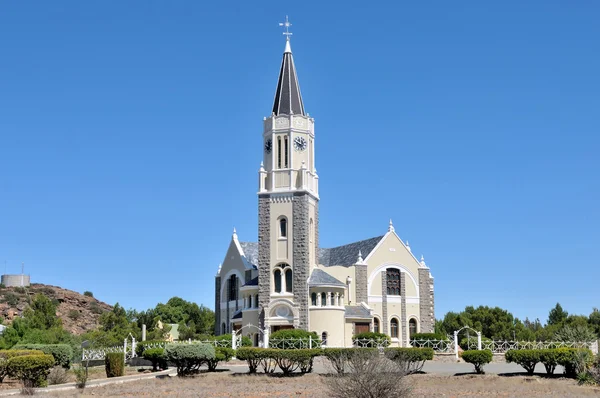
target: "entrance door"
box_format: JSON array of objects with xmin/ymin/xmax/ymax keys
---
[
  {"xmin": 355, "ymin": 322, "xmax": 370, "ymax": 335},
  {"xmin": 272, "ymin": 325, "xmax": 294, "ymax": 333}
]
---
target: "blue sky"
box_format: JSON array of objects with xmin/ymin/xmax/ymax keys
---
[{"xmin": 1, "ymin": 1, "xmax": 598, "ymax": 324}]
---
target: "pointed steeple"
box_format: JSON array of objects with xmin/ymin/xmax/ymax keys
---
[{"xmin": 272, "ymin": 18, "xmax": 305, "ymax": 116}]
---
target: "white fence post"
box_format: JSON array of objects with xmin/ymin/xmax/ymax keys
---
[
  {"xmin": 132, "ymin": 337, "xmax": 136, "ymax": 358},
  {"xmin": 264, "ymin": 328, "xmax": 270, "ymax": 348},
  {"xmin": 123, "ymin": 338, "xmax": 127, "ymax": 365},
  {"xmin": 477, "ymin": 332, "xmax": 482, "ymax": 351},
  {"xmin": 454, "ymin": 331, "xmax": 459, "ymax": 360},
  {"xmin": 309, "ymin": 336, "xmax": 312, "ymax": 349},
  {"xmin": 232, "ymin": 332, "xmax": 237, "ymax": 350}
]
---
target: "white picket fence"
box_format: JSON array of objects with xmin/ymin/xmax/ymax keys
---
[{"xmin": 469, "ymin": 340, "xmax": 599, "ymax": 354}]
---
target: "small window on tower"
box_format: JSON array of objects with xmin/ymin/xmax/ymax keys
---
[
  {"xmin": 284, "ymin": 136, "xmax": 289, "ymax": 168},
  {"xmin": 279, "ymin": 218, "xmax": 287, "ymax": 238},
  {"xmin": 277, "ymin": 136, "xmax": 282, "ymax": 169}
]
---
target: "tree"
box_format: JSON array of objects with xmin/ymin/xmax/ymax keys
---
[
  {"xmin": 136, "ymin": 297, "xmax": 215, "ymax": 337},
  {"xmin": 23, "ymin": 294, "xmax": 62, "ymax": 330},
  {"xmin": 548, "ymin": 303, "xmax": 568, "ymax": 326},
  {"xmin": 588, "ymin": 308, "xmax": 600, "ymax": 337}
]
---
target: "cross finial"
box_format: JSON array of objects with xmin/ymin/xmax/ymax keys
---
[
  {"xmin": 388, "ymin": 219, "xmax": 395, "ymax": 232},
  {"xmin": 279, "ymin": 15, "xmax": 293, "ymax": 40}
]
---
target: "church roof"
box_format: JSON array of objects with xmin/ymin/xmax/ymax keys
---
[
  {"xmin": 308, "ymin": 269, "xmax": 345, "ymax": 287},
  {"xmin": 231, "ymin": 310, "xmax": 242, "ymax": 320},
  {"xmin": 345, "ymin": 305, "xmax": 372, "ymax": 319},
  {"xmin": 318, "ymin": 236, "xmax": 384, "ymax": 267},
  {"xmin": 243, "ymin": 276, "xmax": 259, "ymax": 287},
  {"xmin": 272, "ymin": 39, "xmax": 305, "ymax": 116},
  {"xmin": 239, "ymin": 242, "xmax": 258, "ymax": 269}
]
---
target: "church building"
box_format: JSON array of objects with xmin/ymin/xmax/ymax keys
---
[{"xmin": 214, "ymin": 32, "xmax": 435, "ymax": 348}]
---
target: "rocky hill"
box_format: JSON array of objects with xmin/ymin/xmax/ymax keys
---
[{"xmin": 0, "ymin": 283, "xmax": 112, "ymax": 335}]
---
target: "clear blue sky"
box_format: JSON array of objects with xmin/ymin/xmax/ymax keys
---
[{"xmin": 1, "ymin": 1, "xmax": 598, "ymax": 324}]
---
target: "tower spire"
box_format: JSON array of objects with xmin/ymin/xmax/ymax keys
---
[{"xmin": 272, "ymin": 16, "xmax": 305, "ymax": 116}]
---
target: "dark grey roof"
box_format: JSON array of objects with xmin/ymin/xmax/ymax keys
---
[
  {"xmin": 345, "ymin": 305, "xmax": 372, "ymax": 319},
  {"xmin": 272, "ymin": 41, "xmax": 305, "ymax": 116},
  {"xmin": 243, "ymin": 276, "xmax": 258, "ymax": 287},
  {"xmin": 308, "ymin": 269, "xmax": 345, "ymax": 287},
  {"xmin": 240, "ymin": 242, "xmax": 258, "ymax": 269},
  {"xmin": 319, "ymin": 236, "xmax": 384, "ymax": 267},
  {"xmin": 232, "ymin": 311, "xmax": 242, "ymax": 320}
]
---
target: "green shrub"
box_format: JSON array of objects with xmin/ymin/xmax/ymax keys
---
[
  {"xmin": 322, "ymin": 348, "xmax": 378, "ymax": 374},
  {"xmin": 83, "ymin": 291, "xmax": 94, "ymax": 297},
  {"xmin": 7, "ymin": 354, "xmax": 54, "ymax": 387},
  {"xmin": 72, "ymin": 365, "xmax": 87, "ymax": 389},
  {"xmin": 384, "ymin": 347, "xmax": 434, "ymax": 374},
  {"xmin": 0, "ymin": 350, "xmax": 44, "ymax": 383},
  {"xmin": 556, "ymin": 348, "xmax": 593, "ymax": 378},
  {"xmin": 206, "ymin": 347, "xmax": 235, "ymax": 371},
  {"xmin": 165, "ymin": 343, "xmax": 215, "ymax": 376},
  {"xmin": 104, "ymin": 352, "xmax": 125, "ymax": 378},
  {"xmin": 459, "ymin": 336, "xmax": 493, "ymax": 350},
  {"xmin": 211, "ymin": 334, "xmax": 252, "ymax": 348},
  {"xmin": 142, "ymin": 348, "xmax": 167, "ymax": 371},
  {"xmin": 505, "ymin": 350, "xmax": 541, "ymax": 375},
  {"xmin": 461, "ymin": 350, "xmax": 493, "ymax": 374},
  {"xmin": 539, "ymin": 349, "xmax": 559, "ymax": 375},
  {"xmin": 68, "ymin": 310, "xmax": 81, "ymax": 320},
  {"xmin": 13, "ymin": 344, "xmax": 73, "ymax": 369},
  {"xmin": 135, "ymin": 340, "xmax": 166, "ymax": 357},
  {"xmin": 235, "ymin": 347, "xmax": 266, "ymax": 373},
  {"xmin": 4, "ymin": 292, "xmax": 19, "ymax": 307},
  {"xmin": 411, "ymin": 333, "xmax": 448, "ymax": 341},
  {"xmin": 352, "ymin": 332, "xmax": 391, "ymax": 347},
  {"xmin": 269, "ymin": 330, "xmax": 320, "ymax": 349},
  {"xmin": 270, "ymin": 349, "xmax": 320, "ymax": 375}
]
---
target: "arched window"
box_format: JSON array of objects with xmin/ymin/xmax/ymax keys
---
[
  {"xmin": 321, "ymin": 332, "xmax": 328, "ymax": 346},
  {"xmin": 409, "ymin": 318, "xmax": 417, "ymax": 338},
  {"xmin": 221, "ymin": 323, "xmax": 226, "ymax": 335},
  {"xmin": 285, "ymin": 268, "xmax": 293, "ymax": 293},
  {"xmin": 274, "ymin": 269, "xmax": 282, "ymax": 293},
  {"xmin": 254, "ymin": 334, "xmax": 259, "ymax": 347},
  {"xmin": 248, "ymin": 295, "xmax": 252, "ymax": 309},
  {"xmin": 279, "ymin": 218, "xmax": 287, "ymax": 238},
  {"xmin": 228, "ymin": 275, "xmax": 238, "ymax": 301},
  {"xmin": 373, "ymin": 318, "xmax": 380, "ymax": 334},
  {"xmin": 390, "ymin": 318, "xmax": 399, "ymax": 338},
  {"xmin": 255, "ymin": 294, "xmax": 259, "ymax": 308},
  {"xmin": 277, "ymin": 136, "xmax": 282, "ymax": 169},
  {"xmin": 386, "ymin": 268, "xmax": 401, "ymax": 296},
  {"xmin": 330, "ymin": 292, "xmax": 335, "ymax": 306},
  {"xmin": 311, "ymin": 293, "xmax": 317, "ymax": 306},
  {"xmin": 321, "ymin": 292, "xmax": 327, "ymax": 307},
  {"xmin": 284, "ymin": 136, "xmax": 289, "ymax": 168}
]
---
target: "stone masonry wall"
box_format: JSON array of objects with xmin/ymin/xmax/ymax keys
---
[
  {"xmin": 400, "ymin": 272, "xmax": 407, "ymax": 347},
  {"xmin": 418, "ymin": 268, "xmax": 434, "ymax": 333},
  {"xmin": 292, "ymin": 193, "xmax": 310, "ymax": 330},
  {"xmin": 258, "ymin": 196, "xmax": 271, "ymax": 330},
  {"xmin": 355, "ymin": 264, "xmax": 368, "ymax": 304},
  {"xmin": 381, "ymin": 271, "xmax": 388, "ymax": 334},
  {"xmin": 314, "ymin": 201, "xmax": 319, "ymax": 268},
  {"xmin": 214, "ymin": 276, "xmax": 221, "ymax": 335}
]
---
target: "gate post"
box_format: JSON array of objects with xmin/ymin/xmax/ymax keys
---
[
  {"xmin": 309, "ymin": 336, "xmax": 312, "ymax": 349},
  {"xmin": 232, "ymin": 331, "xmax": 237, "ymax": 350},
  {"xmin": 123, "ymin": 338, "xmax": 128, "ymax": 365},
  {"xmin": 477, "ymin": 332, "xmax": 482, "ymax": 350},
  {"xmin": 454, "ymin": 331, "xmax": 459, "ymax": 360},
  {"xmin": 264, "ymin": 328, "xmax": 270, "ymax": 348}
]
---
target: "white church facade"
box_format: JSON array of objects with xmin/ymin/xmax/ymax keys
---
[{"xmin": 214, "ymin": 34, "xmax": 435, "ymax": 348}]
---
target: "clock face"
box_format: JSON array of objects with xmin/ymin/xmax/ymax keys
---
[
  {"xmin": 264, "ymin": 138, "xmax": 272, "ymax": 153},
  {"xmin": 294, "ymin": 136, "xmax": 307, "ymax": 152}
]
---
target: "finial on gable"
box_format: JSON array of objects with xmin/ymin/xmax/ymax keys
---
[
  {"xmin": 216, "ymin": 263, "xmax": 222, "ymax": 276},
  {"xmin": 388, "ymin": 219, "xmax": 395, "ymax": 232},
  {"xmin": 406, "ymin": 240, "xmax": 411, "ymax": 252},
  {"xmin": 358, "ymin": 250, "xmax": 363, "ymax": 263},
  {"xmin": 259, "ymin": 161, "xmax": 265, "ymax": 172},
  {"xmin": 232, "ymin": 227, "xmax": 238, "ymax": 240},
  {"xmin": 420, "ymin": 255, "xmax": 427, "ymax": 267}
]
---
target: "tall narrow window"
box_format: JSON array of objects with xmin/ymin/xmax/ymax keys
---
[
  {"xmin": 311, "ymin": 293, "xmax": 317, "ymax": 306},
  {"xmin": 228, "ymin": 275, "xmax": 237, "ymax": 301},
  {"xmin": 322, "ymin": 332, "xmax": 328, "ymax": 346},
  {"xmin": 279, "ymin": 218, "xmax": 287, "ymax": 238},
  {"xmin": 285, "ymin": 269, "xmax": 293, "ymax": 293},
  {"xmin": 277, "ymin": 136, "xmax": 282, "ymax": 169},
  {"xmin": 391, "ymin": 318, "xmax": 399, "ymax": 338},
  {"xmin": 221, "ymin": 323, "xmax": 226, "ymax": 335},
  {"xmin": 274, "ymin": 269, "xmax": 282, "ymax": 293},
  {"xmin": 330, "ymin": 292, "xmax": 335, "ymax": 306},
  {"xmin": 284, "ymin": 136, "xmax": 289, "ymax": 168},
  {"xmin": 373, "ymin": 318, "xmax": 380, "ymax": 334},
  {"xmin": 409, "ymin": 319, "xmax": 417, "ymax": 339},
  {"xmin": 255, "ymin": 294, "xmax": 259, "ymax": 308},
  {"xmin": 386, "ymin": 268, "xmax": 401, "ymax": 296},
  {"xmin": 321, "ymin": 293, "xmax": 327, "ymax": 307},
  {"xmin": 248, "ymin": 295, "xmax": 252, "ymax": 309}
]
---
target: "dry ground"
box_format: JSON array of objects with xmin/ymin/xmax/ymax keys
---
[{"xmin": 48, "ymin": 372, "xmax": 600, "ymax": 397}]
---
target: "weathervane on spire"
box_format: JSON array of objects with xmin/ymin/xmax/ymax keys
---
[{"xmin": 279, "ymin": 15, "xmax": 293, "ymax": 40}]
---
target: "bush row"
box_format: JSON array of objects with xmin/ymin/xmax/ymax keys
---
[
  {"xmin": 0, "ymin": 351, "xmax": 55, "ymax": 387},
  {"xmin": 13, "ymin": 344, "xmax": 73, "ymax": 369},
  {"xmin": 461, "ymin": 350, "xmax": 493, "ymax": 374},
  {"xmin": 505, "ymin": 348, "xmax": 594, "ymax": 376},
  {"xmin": 236, "ymin": 348, "xmax": 322, "ymax": 374}
]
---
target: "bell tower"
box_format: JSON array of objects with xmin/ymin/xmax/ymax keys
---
[{"xmin": 257, "ymin": 22, "xmax": 319, "ymax": 332}]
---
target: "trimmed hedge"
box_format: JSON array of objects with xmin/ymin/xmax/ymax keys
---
[
  {"xmin": 461, "ymin": 350, "xmax": 493, "ymax": 374},
  {"xmin": 236, "ymin": 348, "xmax": 323, "ymax": 375},
  {"xmin": 235, "ymin": 347, "xmax": 264, "ymax": 374},
  {"xmin": 142, "ymin": 348, "xmax": 167, "ymax": 371},
  {"xmin": 384, "ymin": 347, "xmax": 434, "ymax": 374},
  {"xmin": 411, "ymin": 333, "xmax": 448, "ymax": 341},
  {"xmin": 539, "ymin": 349, "xmax": 559, "ymax": 375},
  {"xmin": 206, "ymin": 347, "xmax": 235, "ymax": 371},
  {"xmin": 13, "ymin": 344, "xmax": 73, "ymax": 369},
  {"xmin": 135, "ymin": 340, "xmax": 166, "ymax": 357},
  {"xmin": 165, "ymin": 343, "xmax": 215, "ymax": 376},
  {"xmin": 0, "ymin": 350, "xmax": 44, "ymax": 383},
  {"xmin": 556, "ymin": 348, "xmax": 594, "ymax": 377},
  {"xmin": 105, "ymin": 352, "xmax": 125, "ymax": 378},
  {"xmin": 352, "ymin": 332, "xmax": 391, "ymax": 347},
  {"xmin": 505, "ymin": 349, "xmax": 541, "ymax": 375},
  {"xmin": 7, "ymin": 354, "xmax": 54, "ymax": 387},
  {"xmin": 269, "ymin": 330, "xmax": 320, "ymax": 349}
]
